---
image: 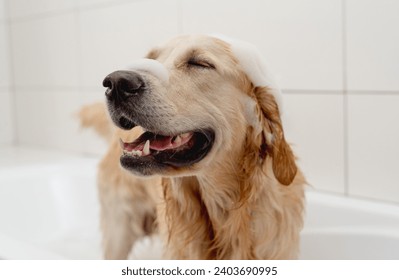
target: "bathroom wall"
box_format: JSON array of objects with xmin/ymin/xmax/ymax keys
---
[
  {"xmin": 0, "ymin": 0, "xmax": 13, "ymax": 144},
  {"xmin": 6, "ymin": 0, "xmax": 181, "ymax": 155},
  {"xmin": 3, "ymin": 0, "xmax": 399, "ymax": 203}
]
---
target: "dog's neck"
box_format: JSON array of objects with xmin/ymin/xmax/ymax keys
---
[
  {"xmin": 162, "ymin": 142, "xmax": 259, "ymax": 259},
  {"xmin": 161, "ymin": 136, "xmax": 306, "ymax": 260}
]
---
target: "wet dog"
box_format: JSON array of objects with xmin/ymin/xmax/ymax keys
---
[{"xmin": 80, "ymin": 35, "xmax": 305, "ymax": 259}]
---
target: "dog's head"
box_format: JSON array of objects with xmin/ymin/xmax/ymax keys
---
[{"xmin": 104, "ymin": 34, "xmax": 296, "ymax": 184}]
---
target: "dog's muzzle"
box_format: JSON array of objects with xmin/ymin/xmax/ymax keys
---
[
  {"xmin": 103, "ymin": 70, "xmax": 146, "ymax": 130},
  {"xmin": 103, "ymin": 59, "xmax": 169, "ymax": 131}
]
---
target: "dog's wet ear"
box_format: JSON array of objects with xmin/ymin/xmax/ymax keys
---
[{"xmin": 254, "ymin": 86, "xmax": 297, "ymax": 186}]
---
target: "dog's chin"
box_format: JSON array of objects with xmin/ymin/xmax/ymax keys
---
[{"xmin": 119, "ymin": 129, "xmax": 215, "ymax": 177}]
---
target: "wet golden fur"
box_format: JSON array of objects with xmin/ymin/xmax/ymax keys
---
[{"xmin": 79, "ymin": 35, "xmax": 306, "ymax": 259}]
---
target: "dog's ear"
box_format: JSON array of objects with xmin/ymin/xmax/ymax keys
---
[
  {"xmin": 214, "ymin": 36, "xmax": 296, "ymax": 184},
  {"xmin": 254, "ymin": 86, "xmax": 297, "ymax": 186}
]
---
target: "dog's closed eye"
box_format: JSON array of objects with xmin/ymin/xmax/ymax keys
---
[{"xmin": 187, "ymin": 58, "xmax": 215, "ymax": 69}]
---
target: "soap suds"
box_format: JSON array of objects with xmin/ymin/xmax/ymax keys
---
[
  {"xmin": 211, "ymin": 34, "xmax": 283, "ymax": 112},
  {"xmin": 126, "ymin": 58, "xmax": 169, "ymax": 83}
]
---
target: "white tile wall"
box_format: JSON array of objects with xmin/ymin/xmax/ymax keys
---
[
  {"xmin": 0, "ymin": 0, "xmax": 5, "ymax": 20},
  {"xmin": 77, "ymin": 0, "xmax": 126, "ymax": 8},
  {"xmin": 11, "ymin": 13, "xmax": 79, "ymax": 88},
  {"xmin": 0, "ymin": 91, "xmax": 14, "ymax": 144},
  {"xmin": 79, "ymin": 89, "xmax": 109, "ymax": 156},
  {"xmin": 348, "ymin": 95, "xmax": 399, "ymax": 203},
  {"xmin": 0, "ymin": 22, "xmax": 9, "ymax": 88},
  {"xmin": 15, "ymin": 90, "xmax": 81, "ymax": 151},
  {"xmin": 0, "ymin": 0, "xmax": 13, "ymax": 144},
  {"xmin": 181, "ymin": 0, "xmax": 343, "ymax": 91},
  {"xmin": 79, "ymin": 0, "xmax": 179, "ymax": 90},
  {"xmin": 283, "ymin": 93, "xmax": 345, "ymax": 194},
  {"xmin": 15, "ymin": 88, "xmax": 108, "ymax": 154},
  {"xmin": 7, "ymin": 0, "xmax": 75, "ymax": 19},
  {"xmin": 346, "ymin": 0, "xmax": 399, "ymax": 91},
  {"xmin": 15, "ymin": 90, "xmax": 58, "ymax": 148}
]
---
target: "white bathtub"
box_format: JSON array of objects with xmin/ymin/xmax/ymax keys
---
[
  {"xmin": 0, "ymin": 147, "xmax": 102, "ymax": 259},
  {"xmin": 1, "ymin": 147, "xmax": 399, "ymax": 259},
  {"xmin": 300, "ymin": 191, "xmax": 399, "ymax": 259}
]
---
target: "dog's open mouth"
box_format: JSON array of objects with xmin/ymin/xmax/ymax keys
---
[{"xmin": 119, "ymin": 129, "xmax": 215, "ymax": 174}]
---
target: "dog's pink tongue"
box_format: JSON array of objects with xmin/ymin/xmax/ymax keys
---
[
  {"xmin": 150, "ymin": 133, "xmax": 193, "ymax": 151},
  {"xmin": 149, "ymin": 136, "xmax": 174, "ymax": 151}
]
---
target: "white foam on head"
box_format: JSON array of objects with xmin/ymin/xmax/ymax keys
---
[
  {"xmin": 126, "ymin": 58, "xmax": 169, "ymax": 83},
  {"xmin": 211, "ymin": 34, "xmax": 283, "ymax": 112},
  {"xmin": 239, "ymin": 94, "xmax": 263, "ymax": 135}
]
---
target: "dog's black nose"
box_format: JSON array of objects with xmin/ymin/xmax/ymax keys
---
[{"xmin": 103, "ymin": 70, "xmax": 145, "ymax": 100}]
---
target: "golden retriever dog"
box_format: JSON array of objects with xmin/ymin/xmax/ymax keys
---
[{"xmin": 79, "ymin": 34, "xmax": 306, "ymax": 260}]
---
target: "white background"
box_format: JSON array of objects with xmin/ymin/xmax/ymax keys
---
[{"xmin": 0, "ymin": 260, "xmax": 398, "ymax": 279}]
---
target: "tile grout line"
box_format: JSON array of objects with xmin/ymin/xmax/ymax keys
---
[
  {"xmin": 342, "ymin": 0, "xmax": 350, "ymax": 197},
  {"xmin": 5, "ymin": 1, "xmax": 19, "ymax": 145},
  {"xmin": 74, "ymin": 6, "xmax": 82, "ymax": 94},
  {"xmin": 8, "ymin": 85, "xmax": 399, "ymax": 95},
  {"xmin": 74, "ymin": 4, "xmax": 85, "ymax": 154},
  {"xmin": 283, "ymin": 89, "xmax": 399, "ymax": 95}
]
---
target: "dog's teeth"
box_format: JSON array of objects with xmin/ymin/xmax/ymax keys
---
[
  {"xmin": 173, "ymin": 135, "xmax": 182, "ymax": 145},
  {"xmin": 143, "ymin": 140, "xmax": 150, "ymax": 156},
  {"xmin": 180, "ymin": 133, "xmax": 190, "ymax": 139},
  {"xmin": 130, "ymin": 150, "xmax": 142, "ymax": 157}
]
